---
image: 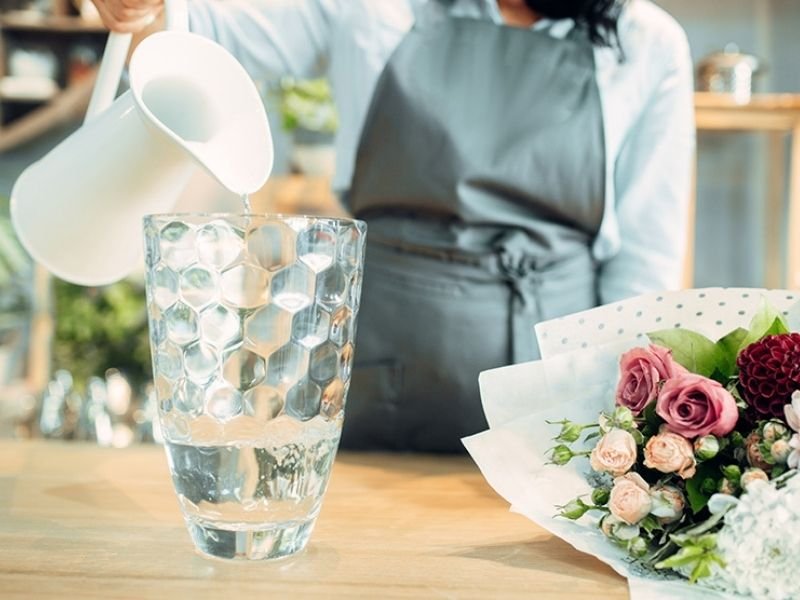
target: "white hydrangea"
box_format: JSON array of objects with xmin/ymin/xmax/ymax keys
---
[{"xmin": 710, "ymin": 475, "xmax": 800, "ymax": 600}]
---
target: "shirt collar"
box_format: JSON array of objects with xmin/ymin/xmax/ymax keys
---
[{"xmin": 453, "ymin": 0, "xmax": 575, "ymax": 38}]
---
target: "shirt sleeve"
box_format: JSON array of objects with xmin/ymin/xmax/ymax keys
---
[
  {"xmin": 598, "ymin": 28, "xmax": 696, "ymax": 304},
  {"xmin": 188, "ymin": 0, "xmax": 339, "ymax": 80}
]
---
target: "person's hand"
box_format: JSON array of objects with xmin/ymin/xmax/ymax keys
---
[{"xmin": 90, "ymin": 0, "xmax": 164, "ymax": 33}]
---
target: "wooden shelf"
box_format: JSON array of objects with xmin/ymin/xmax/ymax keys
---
[
  {"xmin": 695, "ymin": 92, "xmax": 800, "ymax": 131},
  {"xmin": 0, "ymin": 13, "xmax": 106, "ymax": 33}
]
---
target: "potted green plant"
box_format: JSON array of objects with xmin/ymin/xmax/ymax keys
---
[
  {"xmin": 275, "ymin": 76, "xmax": 338, "ymax": 177},
  {"xmin": 52, "ymin": 278, "xmax": 151, "ymax": 393}
]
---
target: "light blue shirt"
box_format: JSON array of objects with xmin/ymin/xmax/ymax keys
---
[{"xmin": 189, "ymin": 0, "xmax": 695, "ymax": 304}]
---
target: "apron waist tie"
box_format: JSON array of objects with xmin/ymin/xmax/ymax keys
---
[{"xmin": 369, "ymin": 229, "xmax": 589, "ymax": 363}]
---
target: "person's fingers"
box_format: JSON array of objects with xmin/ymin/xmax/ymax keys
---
[
  {"xmin": 119, "ymin": 0, "xmax": 162, "ymax": 10},
  {"xmin": 92, "ymin": 0, "xmax": 158, "ymax": 33}
]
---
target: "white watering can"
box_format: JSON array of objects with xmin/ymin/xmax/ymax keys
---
[{"xmin": 10, "ymin": 0, "xmax": 273, "ymax": 286}]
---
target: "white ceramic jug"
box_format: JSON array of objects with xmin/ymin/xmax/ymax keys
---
[{"xmin": 10, "ymin": 0, "xmax": 273, "ymax": 286}]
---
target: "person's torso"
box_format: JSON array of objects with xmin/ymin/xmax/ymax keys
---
[{"xmin": 325, "ymin": 0, "xmax": 683, "ymax": 252}]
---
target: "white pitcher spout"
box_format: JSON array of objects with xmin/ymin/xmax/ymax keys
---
[
  {"xmin": 10, "ymin": 31, "xmax": 273, "ymax": 286},
  {"xmin": 130, "ymin": 31, "xmax": 273, "ymax": 195}
]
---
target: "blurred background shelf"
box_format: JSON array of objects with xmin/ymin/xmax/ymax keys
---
[
  {"xmin": 0, "ymin": 2, "xmax": 105, "ymax": 139},
  {"xmin": 0, "ymin": 12, "xmax": 106, "ymax": 32},
  {"xmin": 691, "ymin": 92, "xmax": 800, "ymax": 291}
]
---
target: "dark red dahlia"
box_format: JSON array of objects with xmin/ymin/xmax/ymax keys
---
[{"xmin": 737, "ymin": 333, "xmax": 800, "ymax": 418}]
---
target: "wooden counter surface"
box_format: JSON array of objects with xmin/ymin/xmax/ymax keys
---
[{"xmin": 0, "ymin": 440, "xmax": 626, "ymax": 599}]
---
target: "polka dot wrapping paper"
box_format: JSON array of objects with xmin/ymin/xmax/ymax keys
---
[{"xmin": 536, "ymin": 288, "xmax": 800, "ymax": 360}]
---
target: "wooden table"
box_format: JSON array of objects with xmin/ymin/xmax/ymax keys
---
[{"xmin": 0, "ymin": 440, "xmax": 626, "ymax": 599}]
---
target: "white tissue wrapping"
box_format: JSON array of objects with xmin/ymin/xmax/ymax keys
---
[{"xmin": 463, "ymin": 288, "xmax": 800, "ymax": 600}]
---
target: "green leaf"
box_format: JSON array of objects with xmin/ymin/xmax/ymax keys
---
[
  {"xmin": 716, "ymin": 327, "xmax": 748, "ymax": 374},
  {"xmin": 690, "ymin": 559, "xmax": 712, "ymax": 582},
  {"xmin": 648, "ymin": 329, "xmax": 723, "ymax": 378},
  {"xmin": 655, "ymin": 545, "xmax": 704, "ymax": 569},
  {"xmin": 740, "ymin": 298, "xmax": 790, "ymax": 350},
  {"xmin": 685, "ymin": 463, "xmax": 719, "ymax": 514},
  {"xmin": 583, "ymin": 431, "xmax": 601, "ymax": 442},
  {"xmin": 640, "ymin": 515, "xmax": 661, "ymax": 534},
  {"xmin": 642, "ymin": 401, "xmax": 662, "ymax": 436}
]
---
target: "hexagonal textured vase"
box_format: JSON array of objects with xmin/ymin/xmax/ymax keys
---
[{"xmin": 143, "ymin": 213, "xmax": 366, "ymax": 560}]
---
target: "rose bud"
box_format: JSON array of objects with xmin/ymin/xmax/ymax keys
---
[
  {"xmin": 762, "ymin": 420, "xmax": 790, "ymax": 443},
  {"xmin": 612, "ymin": 406, "xmax": 635, "ymax": 430},
  {"xmin": 745, "ymin": 432, "xmax": 772, "ymax": 470},
  {"xmin": 740, "ymin": 468, "xmax": 769, "ymax": 489},
  {"xmin": 693, "ymin": 435, "xmax": 720, "ymax": 461},
  {"xmin": 644, "ymin": 431, "xmax": 697, "ymax": 479},
  {"xmin": 627, "ymin": 536, "xmax": 649, "ymax": 558},
  {"xmin": 721, "ymin": 464, "xmax": 742, "ymax": 483},
  {"xmin": 770, "ymin": 439, "xmax": 792, "ymax": 463},
  {"xmin": 609, "ymin": 473, "xmax": 652, "ymax": 525},
  {"xmin": 550, "ymin": 444, "xmax": 574, "ymax": 466},
  {"xmin": 590, "ymin": 429, "xmax": 637, "ymax": 477},
  {"xmin": 718, "ymin": 478, "xmax": 737, "ymax": 495},
  {"xmin": 555, "ymin": 421, "xmax": 584, "ymax": 443},
  {"xmin": 591, "ymin": 487, "xmax": 611, "ymax": 506},
  {"xmin": 600, "ymin": 514, "xmax": 640, "ymax": 542},
  {"xmin": 558, "ymin": 498, "xmax": 591, "ymax": 520},
  {"xmin": 649, "ymin": 484, "xmax": 686, "ymax": 525}
]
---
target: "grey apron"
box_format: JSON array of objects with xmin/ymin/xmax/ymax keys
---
[{"xmin": 341, "ymin": 1, "xmax": 606, "ymax": 452}]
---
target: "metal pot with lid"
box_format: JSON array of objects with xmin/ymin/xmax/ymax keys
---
[{"xmin": 697, "ymin": 43, "xmax": 763, "ymax": 104}]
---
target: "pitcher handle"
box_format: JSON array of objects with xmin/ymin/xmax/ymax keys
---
[{"xmin": 84, "ymin": 0, "xmax": 189, "ymax": 123}]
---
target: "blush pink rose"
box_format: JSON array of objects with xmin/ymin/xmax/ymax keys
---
[
  {"xmin": 616, "ymin": 345, "xmax": 687, "ymax": 415},
  {"xmin": 589, "ymin": 428, "xmax": 638, "ymax": 477},
  {"xmin": 643, "ymin": 431, "xmax": 697, "ymax": 479},
  {"xmin": 609, "ymin": 472, "xmax": 652, "ymax": 525},
  {"xmin": 656, "ymin": 374, "xmax": 739, "ymax": 439}
]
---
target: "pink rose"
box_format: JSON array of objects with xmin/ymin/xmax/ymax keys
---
[
  {"xmin": 616, "ymin": 345, "xmax": 687, "ymax": 415},
  {"xmin": 656, "ymin": 373, "xmax": 739, "ymax": 438},
  {"xmin": 649, "ymin": 484, "xmax": 685, "ymax": 524},
  {"xmin": 609, "ymin": 472, "xmax": 652, "ymax": 525},
  {"xmin": 589, "ymin": 428, "xmax": 638, "ymax": 477},
  {"xmin": 644, "ymin": 431, "xmax": 697, "ymax": 479}
]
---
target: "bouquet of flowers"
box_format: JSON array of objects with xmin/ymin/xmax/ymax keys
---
[{"xmin": 464, "ymin": 289, "xmax": 800, "ymax": 600}]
